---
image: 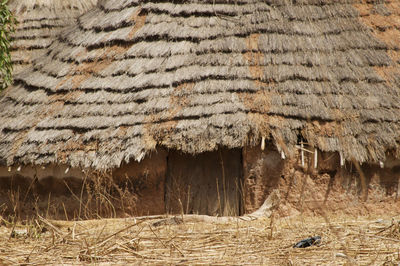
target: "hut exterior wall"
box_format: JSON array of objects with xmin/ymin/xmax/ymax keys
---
[
  {"xmin": 1, "ymin": 147, "xmax": 398, "ymax": 219},
  {"xmin": 361, "ymin": 159, "xmax": 400, "ymax": 198},
  {"xmin": 384, "ymin": 157, "xmax": 400, "ymax": 169},
  {"xmin": 0, "ymin": 165, "xmax": 85, "ymax": 196},
  {"xmin": 113, "ymin": 149, "xmax": 168, "ymax": 216},
  {"xmin": 242, "ymin": 145, "xmax": 284, "ymax": 213},
  {"xmin": 310, "ymin": 152, "xmax": 400, "ymax": 198},
  {"xmin": 315, "ymin": 151, "xmax": 340, "ymax": 174},
  {"xmin": 0, "ymin": 165, "xmax": 84, "ymax": 181},
  {"xmin": 0, "ymin": 165, "xmax": 85, "ymax": 219}
]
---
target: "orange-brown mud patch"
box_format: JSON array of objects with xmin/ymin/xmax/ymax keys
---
[
  {"xmin": 128, "ymin": 8, "xmax": 147, "ymax": 39},
  {"xmin": 143, "ymin": 82, "xmax": 195, "ymax": 149},
  {"xmin": 239, "ymin": 33, "xmax": 275, "ymax": 144},
  {"xmin": 354, "ymin": 0, "xmax": 400, "ymax": 83}
]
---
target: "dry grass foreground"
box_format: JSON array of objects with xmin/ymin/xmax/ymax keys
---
[{"xmin": 0, "ymin": 213, "xmax": 400, "ymax": 265}]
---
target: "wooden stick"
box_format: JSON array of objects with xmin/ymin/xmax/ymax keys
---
[
  {"xmin": 365, "ymin": 234, "xmax": 400, "ymax": 243},
  {"xmin": 314, "ymin": 148, "xmax": 318, "ymax": 168},
  {"xmin": 295, "ymin": 145, "xmax": 314, "ymax": 154},
  {"xmin": 38, "ymin": 215, "xmax": 63, "ymax": 236},
  {"xmin": 261, "ymin": 136, "xmax": 265, "ymax": 151},
  {"xmin": 301, "ymin": 142, "xmax": 305, "ymax": 167},
  {"xmin": 340, "ymin": 152, "xmax": 345, "ymax": 167},
  {"xmin": 94, "ymin": 220, "xmax": 146, "ymax": 249}
]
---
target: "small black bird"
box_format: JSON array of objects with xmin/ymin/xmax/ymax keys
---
[{"xmin": 293, "ymin": 236, "xmax": 321, "ymax": 248}]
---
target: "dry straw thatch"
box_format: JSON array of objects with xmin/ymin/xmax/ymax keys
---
[
  {"xmin": 9, "ymin": 0, "xmax": 98, "ymax": 13},
  {"xmin": 9, "ymin": 0, "xmax": 98, "ymax": 74},
  {"xmin": 1, "ymin": 0, "xmax": 400, "ymax": 170}
]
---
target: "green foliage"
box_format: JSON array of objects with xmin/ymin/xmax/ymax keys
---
[{"xmin": 0, "ymin": 0, "xmax": 16, "ymax": 90}]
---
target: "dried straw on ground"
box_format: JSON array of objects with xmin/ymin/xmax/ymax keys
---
[
  {"xmin": 9, "ymin": 0, "xmax": 98, "ymax": 74},
  {"xmin": 1, "ymin": 0, "xmax": 400, "ymax": 169},
  {"xmin": 1, "ymin": 214, "xmax": 400, "ymax": 264}
]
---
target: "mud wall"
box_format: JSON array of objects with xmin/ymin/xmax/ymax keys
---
[
  {"xmin": 242, "ymin": 144, "xmax": 285, "ymax": 213},
  {"xmin": 0, "ymin": 164, "xmax": 84, "ymax": 181},
  {"xmin": 313, "ymin": 152, "xmax": 400, "ymax": 200},
  {"xmin": 361, "ymin": 162, "xmax": 400, "ymax": 198},
  {"xmin": 1, "ymin": 147, "xmax": 399, "ymax": 219},
  {"xmin": 242, "ymin": 144, "xmax": 400, "ymax": 216},
  {"xmin": 0, "ymin": 165, "xmax": 85, "ymax": 219},
  {"xmin": 113, "ymin": 149, "xmax": 167, "ymax": 216},
  {"xmin": 0, "ymin": 164, "xmax": 85, "ymax": 197},
  {"xmin": 0, "ymin": 150, "xmax": 168, "ymax": 219}
]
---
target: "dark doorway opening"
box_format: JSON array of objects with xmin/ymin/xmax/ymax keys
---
[{"xmin": 165, "ymin": 148, "xmax": 243, "ymax": 216}]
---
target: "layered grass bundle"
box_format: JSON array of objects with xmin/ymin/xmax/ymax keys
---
[{"xmin": 9, "ymin": 0, "xmax": 98, "ymax": 74}]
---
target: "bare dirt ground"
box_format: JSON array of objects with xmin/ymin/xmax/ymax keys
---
[{"xmin": 0, "ymin": 212, "xmax": 400, "ymax": 265}]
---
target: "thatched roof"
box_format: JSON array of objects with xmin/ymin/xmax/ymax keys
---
[
  {"xmin": 9, "ymin": 0, "xmax": 98, "ymax": 74},
  {"xmin": 1, "ymin": 0, "xmax": 400, "ymax": 170}
]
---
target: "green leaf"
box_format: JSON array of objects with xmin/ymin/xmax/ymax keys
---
[{"xmin": 0, "ymin": 0, "xmax": 15, "ymax": 91}]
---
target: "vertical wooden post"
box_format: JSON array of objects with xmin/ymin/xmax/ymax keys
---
[
  {"xmin": 261, "ymin": 136, "xmax": 265, "ymax": 151},
  {"xmin": 340, "ymin": 152, "xmax": 345, "ymax": 167},
  {"xmin": 314, "ymin": 148, "xmax": 318, "ymax": 169}
]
